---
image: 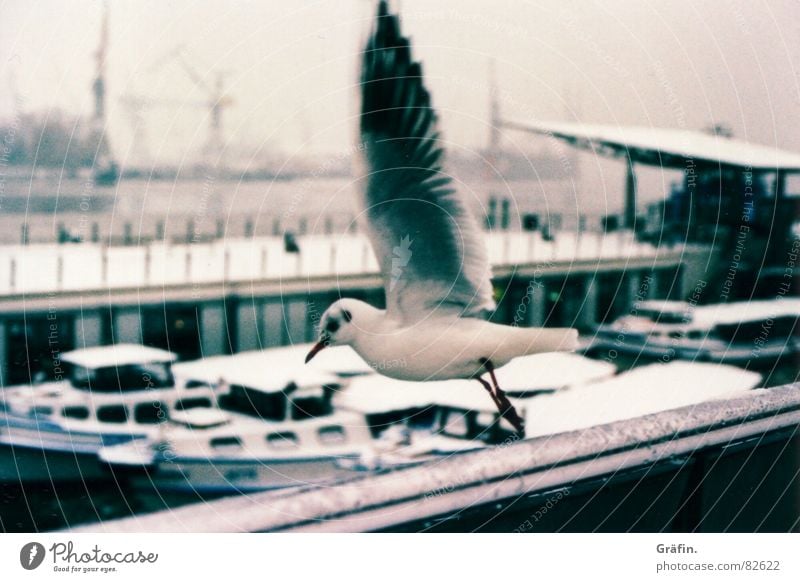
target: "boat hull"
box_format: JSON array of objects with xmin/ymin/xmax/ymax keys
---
[
  {"xmin": 0, "ymin": 412, "xmax": 141, "ymax": 483},
  {"xmin": 587, "ymin": 330, "xmax": 798, "ymax": 366},
  {"xmin": 122, "ymin": 455, "xmax": 364, "ymax": 494}
]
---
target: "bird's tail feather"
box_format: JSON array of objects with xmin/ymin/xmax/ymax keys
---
[{"xmin": 523, "ymin": 327, "xmax": 579, "ymax": 355}]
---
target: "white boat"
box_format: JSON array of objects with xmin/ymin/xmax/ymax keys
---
[
  {"xmin": 342, "ymin": 360, "xmax": 762, "ymax": 469},
  {"xmin": 589, "ymin": 298, "xmax": 800, "ymax": 365},
  {"xmin": 0, "ymin": 344, "xmax": 217, "ymax": 483},
  {"xmin": 98, "ymin": 348, "xmax": 375, "ymax": 493},
  {"xmin": 523, "ymin": 360, "xmax": 762, "ymax": 438},
  {"xmin": 334, "ymin": 353, "xmax": 618, "ymax": 467}
]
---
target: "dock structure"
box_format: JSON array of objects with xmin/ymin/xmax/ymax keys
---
[
  {"xmin": 0, "ymin": 230, "xmax": 702, "ymax": 385},
  {"xmin": 74, "ymin": 383, "xmax": 800, "ymax": 533}
]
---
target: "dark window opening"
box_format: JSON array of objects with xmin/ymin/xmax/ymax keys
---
[
  {"xmin": 97, "ymin": 405, "xmax": 128, "ymax": 424},
  {"xmin": 175, "ymin": 397, "xmax": 212, "ymax": 411},
  {"xmin": 134, "ymin": 402, "xmax": 168, "ymax": 424},
  {"xmin": 210, "ymin": 436, "xmax": 242, "ymax": 450},
  {"xmin": 218, "ymin": 385, "xmax": 286, "ymax": 421},
  {"xmin": 267, "ymin": 432, "xmax": 299, "ymax": 450},
  {"xmin": 62, "ymin": 406, "xmax": 90, "ymax": 420}
]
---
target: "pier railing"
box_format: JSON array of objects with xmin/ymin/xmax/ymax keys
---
[
  {"xmin": 75, "ymin": 384, "xmax": 800, "ymax": 533},
  {"xmin": 0, "ymin": 230, "xmax": 673, "ymax": 297}
]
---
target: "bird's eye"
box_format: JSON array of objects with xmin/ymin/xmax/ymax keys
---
[
  {"xmin": 325, "ymin": 319, "xmax": 340, "ymax": 333},
  {"xmin": 342, "ymin": 310, "xmax": 353, "ymax": 323}
]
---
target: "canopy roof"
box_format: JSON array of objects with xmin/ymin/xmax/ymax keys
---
[{"xmin": 504, "ymin": 120, "xmax": 800, "ymax": 171}]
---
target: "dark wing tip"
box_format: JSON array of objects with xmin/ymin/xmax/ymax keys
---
[{"xmin": 361, "ymin": 0, "xmax": 436, "ymax": 144}]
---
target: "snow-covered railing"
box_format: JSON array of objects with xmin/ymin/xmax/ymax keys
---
[
  {"xmin": 74, "ymin": 383, "xmax": 800, "ymax": 533},
  {"xmin": 0, "ymin": 230, "xmax": 670, "ymax": 296}
]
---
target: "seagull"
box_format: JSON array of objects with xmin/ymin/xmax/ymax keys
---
[{"xmin": 305, "ymin": 0, "xmax": 578, "ymax": 436}]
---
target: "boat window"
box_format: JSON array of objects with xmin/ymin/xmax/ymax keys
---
[
  {"xmin": 659, "ymin": 312, "xmax": 687, "ymax": 324},
  {"xmin": 219, "ymin": 385, "xmax": 286, "ymax": 421},
  {"xmin": 686, "ymin": 330, "xmax": 704, "ymax": 340},
  {"xmin": 667, "ymin": 330, "xmax": 684, "ymax": 339},
  {"xmin": 134, "ymin": 402, "xmax": 168, "ymax": 424},
  {"xmin": 210, "ymin": 436, "xmax": 242, "ymax": 450},
  {"xmin": 267, "ymin": 432, "xmax": 299, "ymax": 450},
  {"xmin": 30, "ymin": 406, "xmax": 54, "ymax": 417},
  {"xmin": 318, "ymin": 425, "xmax": 346, "ymax": 445},
  {"xmin": 185, "ymin": 380, "xmax": 212, "ymax": 390},
  {"xmin": 175, "ymin": 397, "xmax": 212, "ymax": 411},
  {"xmin": 97, "ymin": 405, "xmax": 128, "ymax": 424},
  {"xmin": 69, "ymin": 361, "xmax": 174, "ymax": 392},
  {"xmin": 440, "ymin": 410, "xmax": 470, "ymax": 439},
  {"xmin": 62, "ymin": 406, "xmax": 90, "ymax": 420},
  {"xmin": 290, "ymin": 395, "xmax": 332, "ymax": 420},
  {"xmin": 407, "ymin": 406, "xmax": 439, "ymax": 430}
]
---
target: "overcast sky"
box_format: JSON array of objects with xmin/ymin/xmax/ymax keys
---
[{"xmin": 2, "ymin": 0, "xmax": 799, "ymax": 166}]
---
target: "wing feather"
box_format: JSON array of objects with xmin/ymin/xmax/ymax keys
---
[{"xmin": 358, "ymin": 1, "xmax": 495, "ymax": 322}]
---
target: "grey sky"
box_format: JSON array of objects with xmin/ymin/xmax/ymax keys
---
[{"xmin": 2, "ymin": 0, "xmax": 799, "ymax": 167}]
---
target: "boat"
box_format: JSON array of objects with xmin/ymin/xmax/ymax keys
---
[
  {"xmin": 334, "ymin": 352, "xmax": 618, "ymax": 468},
  {"xmin": 587, "ymin": 298, "xmax": 800, "ymax": 365},
  {"xmin": 340, "ymin": 360, "xmax": 762, "ymax": 469},
  {"xmin": 98, "ymin": 350, "xmax": 375, "ymax": 493},
  {"xmin": 99, "ymin": 351, "xmax": 611, "ymax": 492},
  {"xmin": 0, "ymin": 344, "xmax": 217, "ymax": 483}
]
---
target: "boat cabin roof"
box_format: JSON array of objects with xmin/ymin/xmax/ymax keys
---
[
  {"xmin": 174, "ymin": 349, "xmax": 340, "ymax": 394},
  {"xmin": 170, "ymin": 408, "xmax": 231, "ymax": 429},
  {"xmin": 495, "ymin": 353, "xmax": 616, "ymax": 393},
  {"xmin": 633, "ymin": 299, "xmax": 800, "ymax": 327},
  {"xmin": 526, "ymin": 361, "xmax": 762, "ymax": 438},
  {"xmin": 61, "ymin": 344, "xmax": 177, "ymax": 369},
  {"xmin": 337, "ymin": 353, "xmax": 616, "ymax": 414}
]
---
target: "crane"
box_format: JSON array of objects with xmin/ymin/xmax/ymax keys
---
[{"xmin": 147, "ymin": 45, "xmax": 234, "ymax": 167}]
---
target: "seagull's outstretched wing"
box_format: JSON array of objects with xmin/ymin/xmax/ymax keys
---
[{"xmin": 359, "ymin": 1, "xmax": 495, "ymax": 323}]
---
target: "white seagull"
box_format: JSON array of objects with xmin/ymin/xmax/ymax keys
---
[{"xmin": 306, "ymin": 1, "xmax": 578, "ymax": 436}]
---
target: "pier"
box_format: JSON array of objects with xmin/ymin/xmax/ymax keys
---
[{"xmin": 0, "ymin": 230, "xmax": 701, "ymax": 385}]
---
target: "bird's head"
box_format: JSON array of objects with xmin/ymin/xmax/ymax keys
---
[{"xmin": 305, "ymin": 299, "xmax": 374, "ymax": 363}]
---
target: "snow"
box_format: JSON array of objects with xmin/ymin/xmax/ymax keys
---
[
  {"xmin": 525, "ymin": 361, "xmax": 762, "ymax": 438},
  {"xmin": 494, "ymin": 352, "xmax": 616, "ymax": 393},
  {"xmin": 336, "ymin": 353, "xmax": 617, "ymax": 413},
  {"xmin": 509, "ymin": 120, "xmax": 800, "ymax": 171},
  {"xmin": 690, "ymin": 299, "xmax": 800, "ymax": 327},
  {"xmin": 60, "ymin": 344, "xmax": 177, "ymax": 368},
  {"xmin": 0, "ymin": 230, "xmax": 661, "ymax": 296},
  {"xmin": 173, "ymin": 347, "xmax": 341, "ymax": 393}
]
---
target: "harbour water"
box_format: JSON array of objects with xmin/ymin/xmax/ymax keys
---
[{"xmin": 0, "ymin": 174, "xmax": 605, "ymax": 245}]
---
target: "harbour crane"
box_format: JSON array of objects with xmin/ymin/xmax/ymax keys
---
[{"xmin": 147, "ymin": 45, "xmax": 234, "ymax": 167}]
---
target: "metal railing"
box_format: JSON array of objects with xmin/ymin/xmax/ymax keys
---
[{"xmin": 74, "ymin": 384, "xmax": 800, "ymax": 533}]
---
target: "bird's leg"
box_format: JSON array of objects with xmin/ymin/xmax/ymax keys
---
[{"xmin": 479, "ymin": 359, "xmax": 526, "ymax": 437}]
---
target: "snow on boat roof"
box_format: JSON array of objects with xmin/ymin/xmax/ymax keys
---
[
  {"xmin": 170, "ymin": 408, "xmax": 231, "ymax": 428},
  {"xmin": 505, "ymin": 120, "xmax": 800, "ymax": 171},
  {"xmin": 173, "ymin": 348, "xmax": 340, "ymax": 393},
  {"xmin": 496, "ymin": 353, "xmax": 616, "ymax": 393},
  {"xmin": 272, "ymin": 343, "xmax": 375, "ymax": 376},
  {"xmin": 61, "ymin": 344, "xmax": 177, "ymax": 368},
  {"xmin": 691, "ymin": 299, "xmax": 800, "ymax": 327},
  {"xmin": 336, "ymin": 353, "xmax": 615, "ymax": 414},
  {"xmin": 634, "ymin": 300, "xmax": 692, "ymax": 314},
  {"xmin": 335, "ymin": 375, "xmax": 441, "ymax": 413},
  {"xmin": 526, "ymin": 361, "xmax": 761, "ymax": 438},
  {"xmin": 634, "ymin": 298, "xmax": 800, "ymax": 326}
]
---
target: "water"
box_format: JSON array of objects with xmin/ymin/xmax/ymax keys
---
[{"xmin": 0, "ymin": 174, "xmax": 604, "ymax": 245}]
